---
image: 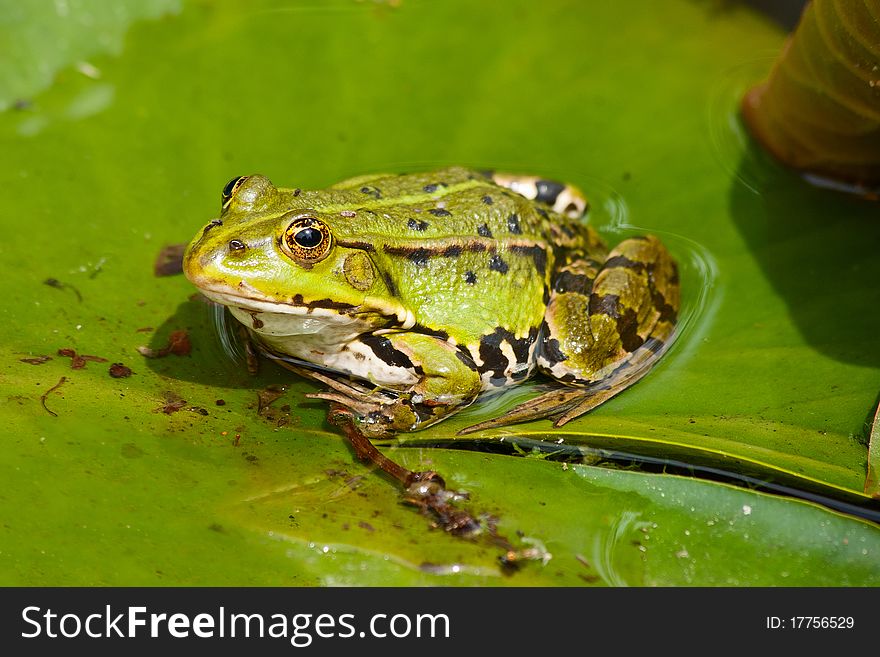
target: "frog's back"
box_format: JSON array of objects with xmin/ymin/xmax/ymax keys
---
[
  {"xmin": 295, "ymin": 168, "xmax": 605, "ymax": 383},
  {"xmin": 310, "ymin": 166, "xmax": 599, "ymax": 252}
]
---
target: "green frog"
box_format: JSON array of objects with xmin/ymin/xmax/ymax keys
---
[{"xmin": 183, "ymin": 167, "xmax": 679, "ymax": 439}]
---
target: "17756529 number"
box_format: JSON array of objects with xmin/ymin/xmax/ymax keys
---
[{"xmin": 766, "ymin": 616, "xmax": 855, "ymax": 630}]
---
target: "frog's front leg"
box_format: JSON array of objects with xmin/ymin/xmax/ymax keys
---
[{"xmin": 310, "ymin": 333, "xmax": 482, "ymax": 439}]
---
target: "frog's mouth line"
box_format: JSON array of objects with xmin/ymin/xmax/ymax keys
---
[
  {"xmin": 197, "ymin": 286, "xmax": 417, "ymax": 330},
  {"xmin": 198, "ymin": 288, "xmax": 353, "ymax": 316}
]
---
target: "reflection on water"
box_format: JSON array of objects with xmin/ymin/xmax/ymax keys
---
[{"xmin": 706, "ymin": 57, "xmax": 778, "ymax": 195}]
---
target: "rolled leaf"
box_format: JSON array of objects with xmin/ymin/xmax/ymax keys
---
[{"xmin": 741, "ymin": 0, "xmax": 880, "ymax": 191}]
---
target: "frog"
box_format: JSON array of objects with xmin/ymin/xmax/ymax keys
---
[{"xmin": 183, "ymin": 166, "xmax": 679, "ymax": 440}]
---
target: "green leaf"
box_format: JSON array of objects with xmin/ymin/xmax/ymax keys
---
[
  {"xmin": 1, "ymin": 0, "xmax": 879, "ymax": 586},
  {"xmin": 0, "ymin": 0, "xmax": 181, "ymax": 111}
]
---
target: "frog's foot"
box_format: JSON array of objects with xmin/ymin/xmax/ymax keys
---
[
  {"xmin": 304, "ymin": 373, "xmax": 418, "ymax": 440},
  {"xmin": 457, "ymin": 342, "xmax": 663, "ymax": 434},
  {"xmin": 488, "ymin": 172, "xmax": 589, "ymax": 218}
]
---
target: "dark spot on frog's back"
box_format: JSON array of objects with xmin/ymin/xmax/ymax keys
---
[
  {"xmin": 507, "ymin": 213, "xmax": 522, "ymax": 235},
  {"xmin": 510, "ymin": 245, "xmax": 547, "ymax": 275},
  {"xmin": 481, "ymin": 195, "xmax": 493, "ymax": 205},
  {"xmin": 406, "ymin": 218, "xmax": 429, "ymax": 231},
  {"xmin": 477, "ymin": 223, "xmax": 493, "ymax": 238},
  {"xmin": 464, "ymin": 271, "xmax": 477, "ymax": 285},
  {"xmin": 408, "ymin": 248, "xmax": 431, "ymax": 268},
  {"xmin": 428, "ymin": 208, "xmax": 452, "ymax": 217},
  {"xmin": 442, "ymin": 245, "xmax": 462, "ymax": 258},
  {"xmin": 360, "ymin": 186, "xmax": 381, "ymax": 199},
  {"xmin": 488, "ymin": 255, "xmax": 508, "ymax": 274}
]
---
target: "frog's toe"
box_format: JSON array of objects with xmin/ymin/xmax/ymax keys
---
[
  {"xmin": 457, "ymin": 385, "xmax": 623, "ymax": 435},
  {"xmin": 457, "ymin": 388, "xmax": 585, "ymax": 434},
  {"xmin": 308, "ymin": 391, "xmax": 381, "ymax": 417}
]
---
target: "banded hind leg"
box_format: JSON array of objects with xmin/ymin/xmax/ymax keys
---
[
  {"xmin": 460, "ymin": 235, "xmax": 679, "ymax": 434},
  {"xmin": 489, "ymin": 172, "xmax": 589, "ymax": 218}
]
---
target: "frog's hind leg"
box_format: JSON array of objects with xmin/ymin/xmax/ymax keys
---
[
  {"xmin": 459, "ymin": 235, "xmax": 679, "ymax": 434},
  {"xmin": 489, "ymin": 172, "xmax": 589, "ymax": 218}
]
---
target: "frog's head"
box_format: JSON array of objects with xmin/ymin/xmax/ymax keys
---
[{"xmin": 183, "ymin": 175, "xmax": 411, "ymax": 341}]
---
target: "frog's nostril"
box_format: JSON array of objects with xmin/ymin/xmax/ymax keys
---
[{"xmin": 228, "ymin": 239, "xmax": 246, "ymax": 252}]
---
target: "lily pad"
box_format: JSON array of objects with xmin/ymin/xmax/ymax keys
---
[{"xmin": 1, "ymin": 0, "xmax": 879, "ymax": 586}]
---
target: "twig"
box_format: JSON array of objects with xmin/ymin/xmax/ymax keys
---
[{"xmin": 40, "ymin": 376, "xmax": 68, "ymax": 417}]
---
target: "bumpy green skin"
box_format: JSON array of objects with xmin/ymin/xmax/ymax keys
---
[{"xmin": 183, "ymin": 167, "xmax": 679, "ymax": 437}]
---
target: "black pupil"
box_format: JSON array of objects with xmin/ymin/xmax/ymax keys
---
[
  {"xmin": 295, "ymin": 227, "xmax": 322, "ymax": 248},
  {"xmin": 222, "ymin": 176, "xmax": 246, "ymax": 200}
]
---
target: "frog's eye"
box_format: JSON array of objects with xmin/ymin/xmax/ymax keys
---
[
  {"xmin": 282, "ymin": 216, "xmax": 332, "ymax": 263},
  {"xmin": 221, "ymin": 175, "xmax": 249, "ymax": 207}
]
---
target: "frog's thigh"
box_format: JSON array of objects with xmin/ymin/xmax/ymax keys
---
[
  {"xmin": 364, "ymin": 332, "xmax": 483, "ymax": 406},
  {"xmin": 539, "ymin": 235, "xmax": 679, "ymax": 382},
  {"xmin": 489, "ymin": 172, "xmax": 588, "ymax": 218}
]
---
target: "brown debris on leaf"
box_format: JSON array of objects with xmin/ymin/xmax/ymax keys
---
[
  {"xmin": 254, "ymin": 385, "xmax": 292, "ymax": 427},
  {"xmin": 154, "ymin": 243, "xmax": 186, "ymax": 277},
  {"xmin": 20, "ymin": 355, "xmax": 52, "ymax": 365},
  {"xmin": 155, "ymin": 391, "xmax": 188, "ymax": 415},
  {"xmin": 137, "ymin": 329, "xmax": 192, "ymax": 358},
  {"xmin": 108, "ymin": 363, "xmax": 133, "ymax": 378},
  {"xmin": 40, "ymin": 376, "xmax": 68, "ymax": 417},
  {"xmin": 154, "ymin": 391, "xmax": 209, "ymax": 416},
  {"xmin": 43, "ymin": 277, "xmax": 82, "ymax": 302},
  {"xmin": 257, "ymin": 384, "xmax": 287, "ymax": 413},
  {"xmin": 57, "ymin": 348, "xmax": 108, "ymax": 369}
]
